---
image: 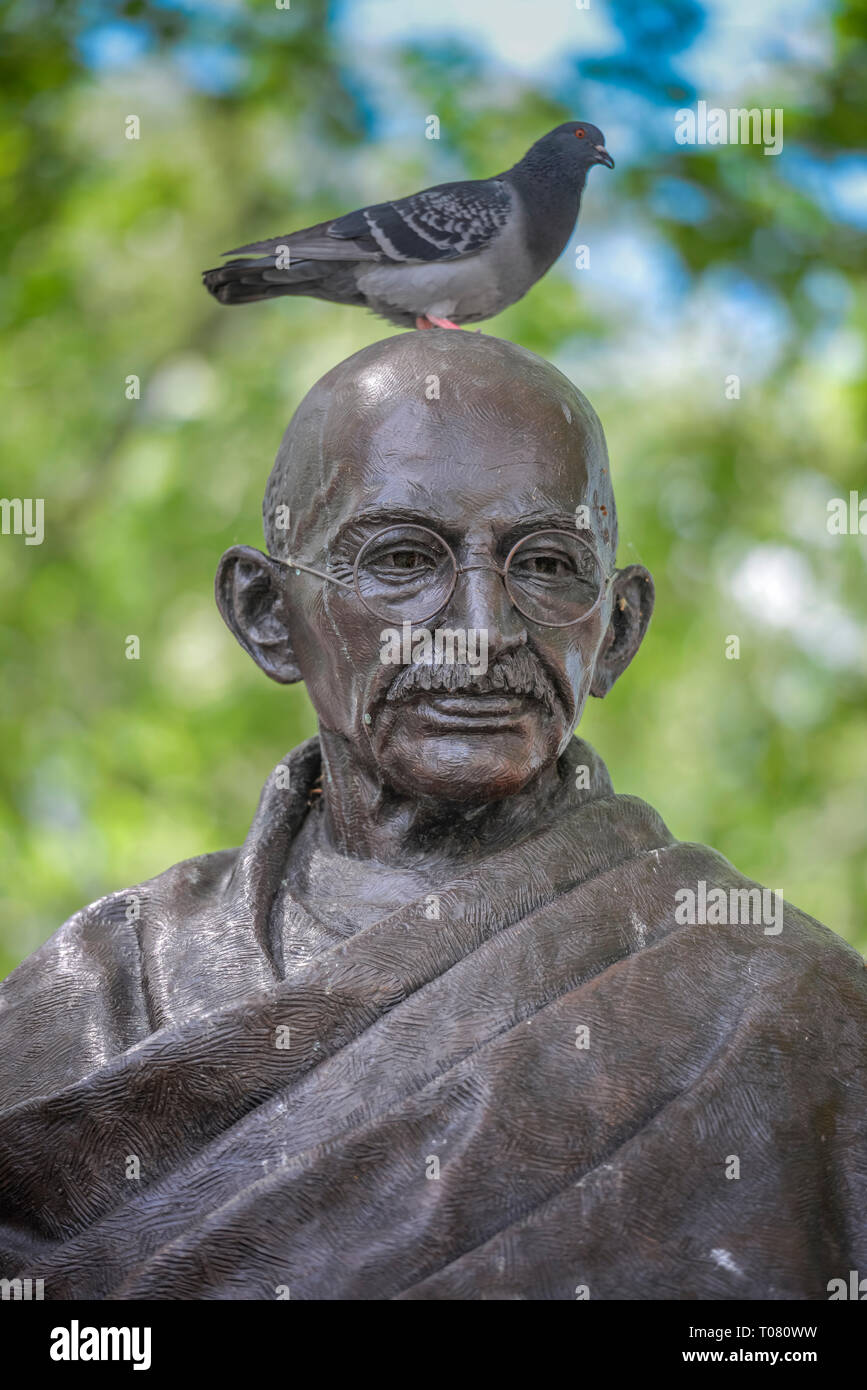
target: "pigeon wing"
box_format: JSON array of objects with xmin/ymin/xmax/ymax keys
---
[
  {"xmin": 218, "ymin": 179, "xmax": 510, "ymax": 271},
  {"xmin": 223, "ymin": 218, "xmax": 382, "ymax": 261},
  {"xmin": 329, "ymin": 179, "xmax": 512, "ymax": 263}
]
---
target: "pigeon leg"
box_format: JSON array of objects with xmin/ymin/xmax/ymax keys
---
[{"xmin": 415, "ymin": 314, "xmax": 463, "ymax": 330}]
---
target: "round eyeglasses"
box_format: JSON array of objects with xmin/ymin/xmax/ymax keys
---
[{"xmin": 285, "ymin": 525, "xmax": 611, "ymax": 628}]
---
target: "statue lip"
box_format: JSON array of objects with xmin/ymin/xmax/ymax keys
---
[
  {"xmin": 425, "ymin": 693, "xmax": 524, "ymax": 711},
  {"xmin": 414, "ymin": 692, "xmax": 531, "ymax": 728}
]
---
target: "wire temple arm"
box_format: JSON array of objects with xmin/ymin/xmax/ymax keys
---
[{"xmin": 285, "ymin": 557, "xmax": 354, "ymax": 590}]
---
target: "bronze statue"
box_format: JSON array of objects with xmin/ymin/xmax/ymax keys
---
[{"xmin": 1, "ymin": 332, "xmax": 864, "ymax": 1300}]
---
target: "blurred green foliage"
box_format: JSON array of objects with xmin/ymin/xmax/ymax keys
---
[{"xmin": 1, "ymin": 0, "xmax": 865, "ymax": 976}]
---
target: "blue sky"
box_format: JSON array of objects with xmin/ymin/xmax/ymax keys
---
[{"xmin": 76, "ymin": 0, "xmax": 865, "ymax": 231}]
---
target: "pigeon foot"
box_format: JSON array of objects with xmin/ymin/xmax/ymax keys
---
[{"xmin": 415, "ymin": 315, "xmax": 463, "ymax": 330}]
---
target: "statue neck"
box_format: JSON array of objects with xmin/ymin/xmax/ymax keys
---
[{"xmin": 313, "ymin": 727, "xmax": 570, "ymax": 870}]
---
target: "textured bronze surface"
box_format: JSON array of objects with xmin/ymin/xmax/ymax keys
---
[{"xmin": 1, "ymin": 333, "xmax": 864, "ymax": 1300}]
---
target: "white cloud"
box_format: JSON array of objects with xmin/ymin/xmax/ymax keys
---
[
  {"xmin": 337, "ymin": 0, "xmax": 616, "ymax": 76},
  {"xmin": 728, "ymin": 543, "xmax": 865, "ymax": 671}
]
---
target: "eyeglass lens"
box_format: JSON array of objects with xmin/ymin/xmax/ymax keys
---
[{"xmin": 353, "ymin": 525, "xmax": 603, "ymax": 626}]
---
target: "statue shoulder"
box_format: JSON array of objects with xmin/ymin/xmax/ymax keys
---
[
  {"xmin": 0, "ymin": 847, "xmax": 241, "ymax": 1107},
  {"xmin": 650, "ymin": 835, "xmax": 866, "ymax": 1002}
]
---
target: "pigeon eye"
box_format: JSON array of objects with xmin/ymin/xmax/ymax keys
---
[{"xmin": 575, "ymin": 128, "xmax": 586, "ymax": 138}]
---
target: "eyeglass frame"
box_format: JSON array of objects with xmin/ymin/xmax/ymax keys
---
[{"xmin": 280, "ymin": 524, "xmax": 614, "ymax": 629}]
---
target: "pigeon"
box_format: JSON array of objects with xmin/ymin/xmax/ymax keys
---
[{"xmin": 202, "ymin": 122, "xmax": 613, "ymax": 329}]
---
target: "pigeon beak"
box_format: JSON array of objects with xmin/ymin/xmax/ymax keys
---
[{"xmin": 593, "ymin": 145, "xmax": 615, "ymax": 169}]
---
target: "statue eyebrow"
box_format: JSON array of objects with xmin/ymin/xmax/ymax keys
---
[
  {"xmin": 329, "ymin": 508, "xmax": 459, "ymax": 550},
  {"xmin": 504, "ymin": 510, "xmax": 591, "ymax": 537},
  {"xmin": 330, "ymin": 506, "xmax": 591, "ymax": 552}
]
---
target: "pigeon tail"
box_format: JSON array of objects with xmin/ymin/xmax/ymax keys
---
[{"xmin": 202, "ymin": 256, "xmax": 323, "ymax": 306}]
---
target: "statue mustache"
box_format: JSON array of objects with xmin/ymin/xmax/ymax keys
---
[{"xmin": 385, "ymin": 646, "xmax": 558, "ymax": 711}]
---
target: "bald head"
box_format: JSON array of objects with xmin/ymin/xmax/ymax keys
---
[
  {"xmin": 263, "ymin": 331, "xmax": 617, "ymax": 563},
  {"xmin": 219, "ymin": 331, "xmax": 653, "ymax": 796}
]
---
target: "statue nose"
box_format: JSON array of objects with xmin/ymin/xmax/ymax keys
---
[{"xmin": 447, "ymin": 563, "xmax": 525, "ymax": 641}]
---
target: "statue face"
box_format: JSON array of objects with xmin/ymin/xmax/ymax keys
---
[
  {"xmin": 218, "ymin": 336, "xmax": 653, "ymax": 806},
  {"xmin": 283, "ymin": 395, "xmax": 614, "ymax": 803}
]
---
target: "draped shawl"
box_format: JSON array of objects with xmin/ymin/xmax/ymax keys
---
[{"xmin": 1, "ymin": 738, "xmax": 864, "ymax": 1299}]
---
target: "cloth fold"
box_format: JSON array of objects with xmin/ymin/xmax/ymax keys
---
[{"xmin": 1, "ymin": 737, "xmax": 864, "ymax": 1299}]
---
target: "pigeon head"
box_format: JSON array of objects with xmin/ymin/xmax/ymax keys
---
[{"xmin": 517, "ymin": 122, "xmax": 615, "ymax": 178}]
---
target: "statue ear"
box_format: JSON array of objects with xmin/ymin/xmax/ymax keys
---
[
  {"xmin": 215, "ymin": 545, "xmax": 302, "ymax": 685},
  {"xmin": 590, "ymin": 564, "xmax": 654, "ymax": 699}
]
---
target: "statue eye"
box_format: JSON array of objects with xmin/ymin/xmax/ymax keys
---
[
  {"xmin": 369, "ymin": 546, "xmax": 440, "ymax": 577},
  {"xmin": 512, "ymin": 551, "xmax": 574, "ymax": 580},
  {"xmin": 575, "ymin": 128, "xmax": 586, "ymax": 138},
  {"xmin": 387, "ymin": 549, "xmax": 430, "ymax": 571}
]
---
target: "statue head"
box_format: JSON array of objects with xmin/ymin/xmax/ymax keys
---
[{"xmin": 217, "ymin": 332, "xmax": 653, "ymax": 804}]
